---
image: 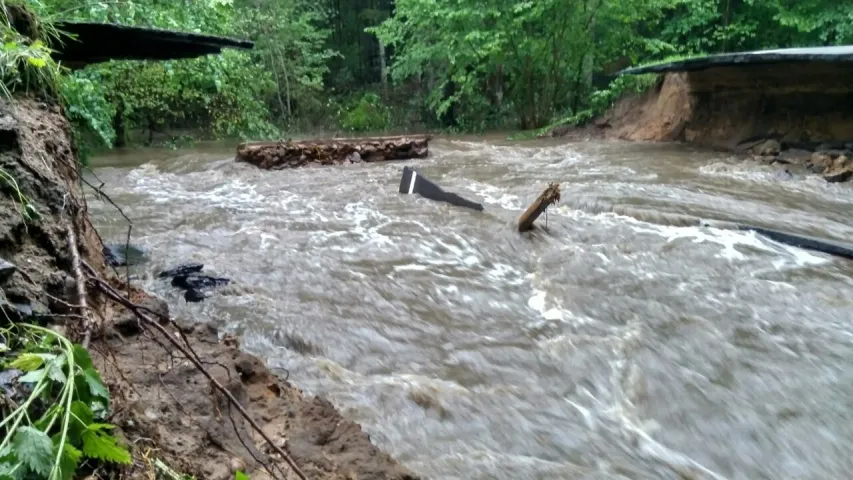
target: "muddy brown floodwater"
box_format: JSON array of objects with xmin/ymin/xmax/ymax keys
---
[{"xmin": 87, "ymin": 137, "xmax": 853, "ymax": 480}]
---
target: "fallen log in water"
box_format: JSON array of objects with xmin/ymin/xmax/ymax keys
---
[
  {"xmin": 518, "ymin": 183, "xmax": 562, "ymax": 232},
  {"xmin": 236, "ymin": 135, "xmax": 431, "ymax": 169}
]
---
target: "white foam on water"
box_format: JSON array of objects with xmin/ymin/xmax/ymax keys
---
[
  {"xmin": 527, "ymin": 290, "xmax": 546, "ymax": 313},
  {"xmin": 618, "ymin": 215, "xmax": 831, "ymax": 267},
  {"xmin": 558, "ymin": 320, "xmax": 730, "ymax": 480},
  {"xmin": 461, "ymin": 255, "xmax": 479, "ymax": 266},
  {"xmin": 259, "ymin": 233, "xmax": 278, "ymax": 250},
  {"xmin": 465, "ymin": 181, "xmax": 522, "ymax": 209},
  {"xmin": 393, "ymin": 264, "xmax": 429, "ymax": 272},
  {"xmin": 123, "ymin": 165, "xmax": 268, "ymax": 211},
  {"xmin": 485, "ymin": 263, "xmax": 527, "ymax": 286},
  {"xmin": 526, "ymin": 287, "xmax": 584, "ymax": 325}
]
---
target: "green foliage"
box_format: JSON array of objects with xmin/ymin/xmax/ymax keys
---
[
  {"xmin": 21, "ymin": 0, "xmax": 853, "ymax": 141},
  {"xmin": 508, "ymin": 73, "xmax": 658, "ymax": 140},
  {"xmin": 338, "ymin": 92, "xmax": 390, "ymax": 132},
  {"xmin": 0, "ymin": 167, "xmax": 40, "ymax": 224},
  {"xmin": 0, "ymin": 2, "xmax": 62, "ymax": 100},
  {"xmin": 0, "ymin": 324, "xmax": 131, "ymax": 480},
  {"xmin": 59, "ymin": 72, "xmax": 116, "ymax": 161},
  {"xmin": 40, "ymin": 0, "xmax": 335, "ymax": 145}
]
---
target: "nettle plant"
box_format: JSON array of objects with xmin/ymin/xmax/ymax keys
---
[{"xmin": 0, "ymin": 324, "xmax": 131, "ymax": 479}]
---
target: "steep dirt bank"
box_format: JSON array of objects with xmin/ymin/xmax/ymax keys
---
[
  {"xmin": 0, "ymin": 97, "xmax": 418, "ymax": 479},
  {"xmin": 550, "ymin": 63, "xmax": 853, "ymax": 181}
]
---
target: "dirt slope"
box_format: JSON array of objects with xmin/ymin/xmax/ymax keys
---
[{"xmin": 557, "ymin": 62, "xmax": 853, "ymax": 151}]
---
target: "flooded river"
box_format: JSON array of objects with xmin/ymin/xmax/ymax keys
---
[{"xmin": 88, "ymin": 137, "xmax": 853, "ymax": 479}]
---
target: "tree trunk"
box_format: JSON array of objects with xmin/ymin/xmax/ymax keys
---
[
  {"xmin": 378, "ymin": 38, "xmax": 388, "ymax": 90},
  {"xmin": 277, "ymin": 54, "xmax": 293, "ymax": 118},
  {"xmin": 113, "ymin": 102, "xmax": 127, "ymax": 148},
  {"xmin": 270, "ymin": 52, "xmax": 288, "ymax": 121}
]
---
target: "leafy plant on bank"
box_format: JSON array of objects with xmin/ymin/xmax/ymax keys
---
[
  {"xmin": 0, "ymin": 324, "xmax": 131, "ymax": 479},
  {"xmin": 337, "ymin": 91, "xmax": 390, "ymax": 132},
  {"xmin": 0, "ymin": 2, "xmax": 62, "ymax": 101},
  {"xmin": 0, "ymin": 165, "xmax": 40, "ymax": 224}
]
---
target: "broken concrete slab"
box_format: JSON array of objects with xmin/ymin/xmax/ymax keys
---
[{"xmin": 398, "ymin": 166, "xmax": 484, "ymax": 211}]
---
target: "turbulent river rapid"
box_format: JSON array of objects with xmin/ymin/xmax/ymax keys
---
[{"xmin": 88, "ymin": 137, "xmax": 853, "ymax": 480}]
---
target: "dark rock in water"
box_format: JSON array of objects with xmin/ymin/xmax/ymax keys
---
[
  {"xmin": 824, "ymin": 166, "xmax": 853, "ymax": 183},
  {"xmin": 399, "ymin": 166, "xmax": 484, "ymax": 212},
  {"xmin": 781, "ymin": 140, "xmax": 821, "ymax": 152},
  {"xmin": 158, "ymin": 263, "xmax": 204, "ymax": 278},
  {"xmin": 777, "ymin": 148, "xmax": 811, "ymax": 164},
  {"xmin": 808, "ymin": 163, "xmax": 826, "ymax": 174},
  {"xmin": 103, "ymin": 243, "xmax": 148, "ymax": 267},
  {"xmin": 184, "ymin": 288, "xmax": 212, "ymax": 303},
  {"xmin": 0, "ymin": 258, "xmax": 15, "ymax": 283},
  {"xmin": 750, "ymin": 139, "xmax": 780, "ymax": 157},
  {"xmin": 816, "ymin": 142, "xmax": 847, "ymax": 152},
  {"xmin": 806, "ymin": 152, "xmax": 833, "ymax": 173},
  {"xmin": 171, "ymin": 274, "xmax": 230, "ymax": 290}
]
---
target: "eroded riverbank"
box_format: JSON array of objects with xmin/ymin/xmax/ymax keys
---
[
  {"xmin": 86, "ymin": 137, "xmax": 853, "ymax": 479},
  {"xmin": 0, "ymin": 98, "xmax": 416, "ymax": 479}
]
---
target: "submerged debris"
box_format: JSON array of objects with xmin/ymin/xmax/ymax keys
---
[
  {"xmin": 103, "ymin": 243, "xmax": 148, "ymax": 267},
  {"xmin": 398, "ymin": 166, "xmax": 484, "ymax": 211},
  {"xmin": 158, "ymin": 263, "xmax": 230, "ymax": 303},
  {"xmin": 158, "ymin": 263, "xmax": 204, "ymax": 278},
  {"xmin": 518, "ymin": 183, "xmax": 562, "ymax": 232}
]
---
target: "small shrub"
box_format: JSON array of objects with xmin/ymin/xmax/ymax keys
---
[
  {"xmin": 338, "ymin": 92, "xmax": 390, "ymax": 132},
  {"xmin": 0, "ymin": 323, "xmax": 132, "ymax": 479}
]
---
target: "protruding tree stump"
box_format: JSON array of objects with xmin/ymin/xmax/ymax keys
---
[
  {"xmin": 518, "ymin": 183, "xmax": 561, "ymax": 232},
  {"xmin": 236, "ymin": 135, "xmax": 431, "ymax": 170}
]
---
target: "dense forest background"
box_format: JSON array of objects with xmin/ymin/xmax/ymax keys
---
[{"xmin": 18, "ymin": 0, "xmax": 853, "ymax": 150}]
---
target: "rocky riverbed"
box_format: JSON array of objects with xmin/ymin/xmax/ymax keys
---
[{"xmin": 742, "ymin": 138, "xmax": 853, "ymax": 183}]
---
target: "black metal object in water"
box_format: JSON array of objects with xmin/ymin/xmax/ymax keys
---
[{"xmin": 399, "ymin": 166, "xmax": 484, "ymax": 211}]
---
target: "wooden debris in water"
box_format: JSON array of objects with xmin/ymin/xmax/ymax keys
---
[
  {"xmin": 235, "ymin": 134, "xmax": 431, "ymax": 170},
  {"xmin": 518, "ymin": 183, "xmax": 562, "ymax": 232}
]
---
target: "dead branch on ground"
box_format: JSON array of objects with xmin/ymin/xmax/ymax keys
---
[
  {"xmin": 84, "ymin": 266, "xmax": 308, "ymax": 480},
  {"xmin": 67, "ymin": 221, "xmax": 95, "ymax": 347}
]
